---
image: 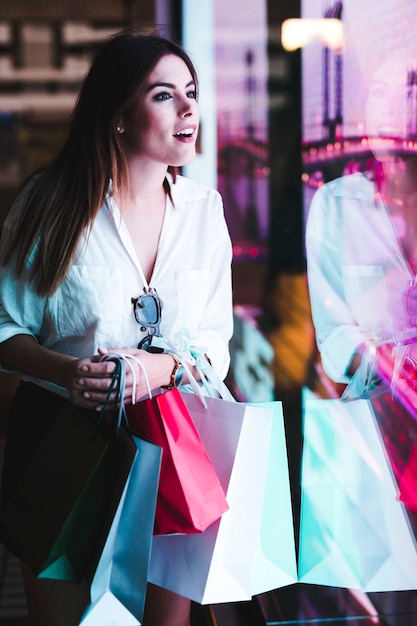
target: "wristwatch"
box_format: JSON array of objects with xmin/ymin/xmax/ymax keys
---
[{"xmin": 169, "ymin": 355, "xmax": 185, "ymax": 388}]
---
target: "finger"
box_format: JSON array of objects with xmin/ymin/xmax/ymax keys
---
[
  {"xmin": 76, "ymin": 375, "xmax": 117, "ymax": 391},
  {"xmin": 77, "ymin": 359, "xmax": 117, "ymax": 375},
  {"xmin": 80, "ymin": 388, "xmax": 120, "ymax": 404}
]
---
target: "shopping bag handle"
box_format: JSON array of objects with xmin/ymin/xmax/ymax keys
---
[
  {"xmin": 100, "ymin": 352, "xmax": 152, "ymax": 402},
  {"xmin": 192, "ymin": 353, "xmax": 236, "ymax": 403},
  {"xmin": 100, "ymin": 351, "xmax": 208, "ymax": 409},
  {"xmin": 95, "ymin": 357, "xmax": 127, "ymax": 432},
  {"xmin": 161, "ymin": 337, "xmax": 235, "ymax": 403}
]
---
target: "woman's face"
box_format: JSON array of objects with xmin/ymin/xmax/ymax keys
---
[
  {"xmin": 120, "ymin": 53, "xmax": 199, "ymax": 168},
  {"xmin": 365, "ymin": 58, "xmax": 410, "ymax": 161}
]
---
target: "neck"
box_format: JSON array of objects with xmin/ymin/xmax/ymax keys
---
[{"xmin": 115, "ymin": 161, "xmax": 169, "ymax": 213}]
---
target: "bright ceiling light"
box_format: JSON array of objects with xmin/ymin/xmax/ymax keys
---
[{"xmin": 281, "ymin": 18, "xmax": 344, "ymax": 53}]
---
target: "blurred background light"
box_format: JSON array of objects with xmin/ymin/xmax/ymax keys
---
[{"xmin": 281, "ymin": 18, "xmax": 344, "ymax": 52}]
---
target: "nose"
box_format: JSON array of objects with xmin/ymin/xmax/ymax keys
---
[
  {"xmin": 178, "ymin": 95, "xmax": 194, "ymax": 118},
  {"xmin": 383, "ymin": 95, "xmax": 403, "ymax": 116}
]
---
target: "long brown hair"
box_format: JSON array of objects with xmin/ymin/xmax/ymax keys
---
[{"xmin": 0, "ymin": 30, "xmax": 199, "ymax": 297}]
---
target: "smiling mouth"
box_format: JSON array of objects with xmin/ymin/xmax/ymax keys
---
[
  {"xmin": 174, "ymin": 128, "xmax": 194, "ymax": 137},
  {"xmin": 375, "ymin": 126, "xmax": 403, "ymax": 138}
]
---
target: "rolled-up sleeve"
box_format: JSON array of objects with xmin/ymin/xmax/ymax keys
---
[{"xmin": 0, "ymin": 235, "xmax": 43, "ymax": 351}]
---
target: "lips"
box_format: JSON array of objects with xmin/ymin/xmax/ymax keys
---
[
  {"xmin": 377, "ymin": 125, "xmax": 402, "ymax": 138},
  {"xmin": 173, "ymin": 125, "xmax": 196, "ymax": 138}
]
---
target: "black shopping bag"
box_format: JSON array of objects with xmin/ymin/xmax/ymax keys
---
[{"xmin": 0, "ymin": 361, "xmax": 136, "ymax": 582}]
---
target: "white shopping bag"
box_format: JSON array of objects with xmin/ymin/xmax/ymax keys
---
[
  {"xmin": 298, "ymin": 389, "xmax": 417, "ymax": 591},
  {"xmin": 148, "ymin": 393, "xmax": 297, "ymax": 604}
]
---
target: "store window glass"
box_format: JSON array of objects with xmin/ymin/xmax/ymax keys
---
[{"xmin": 299, "ymin": 1, "xmax": 417, "ymax": 622}]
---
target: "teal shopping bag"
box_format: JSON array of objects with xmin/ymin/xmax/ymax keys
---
[
  {"xmin": 248, "ymin": 400, "xmax": 298, "ymax": 595},
  {"xmin": 298, "ymin": 389, "xmax": 417, "ymax": 591},
  {"xmin": 80, "ymin": 434, "xmax": 162, "ymax": 625}
]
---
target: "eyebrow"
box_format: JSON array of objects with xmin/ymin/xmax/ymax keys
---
[{"xmin": 146, "ymin": 80, "xmax": 196, "ymax": 92}]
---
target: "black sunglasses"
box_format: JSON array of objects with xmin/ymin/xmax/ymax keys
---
[{"xmin": 131, "ymin": 288, "xmax": 162, "ymax": 349}]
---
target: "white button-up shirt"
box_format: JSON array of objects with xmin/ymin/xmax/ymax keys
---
[
  {"xmin": 306, "ymin": 172, "xmax": 413, "ymax": 383},
  {"xmin": 0, "ymin": 175, "xmax": 233, "ymax": 392}
]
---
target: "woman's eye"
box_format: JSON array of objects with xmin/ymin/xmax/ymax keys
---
[
  {"xmin": 187, "ymin": 90, "xmax": 197, "ymax": 100},
  {"xmin": 154, "ymin": 91, "xmax": 172, "ymax": 102}
]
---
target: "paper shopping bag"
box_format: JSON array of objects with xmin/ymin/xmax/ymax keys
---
[
  {"xmin": 80, "ymin": 435, "xmax": 162, "ymax": 626},
  {"xmin": 126, "ymin": 387, "xmax": 228, "ymax": 535},
  {"xmin": 248, "ymin": 400, "xmax": 298, "ymax": 596},
  {"xmin": 0, "ymin": 398, "xmax": 135, "ymax": 583},
  {"xmin": 148, "ymin": 393, "xmax": 297, "ymax": 604},
  {"xmin": 298, "ymin": 388, "xmax": 417, "ymax": 591},
  {"xmin": 369, "ymin": 388, "xmax": 417, "ymax": 486},
  {"xmin": 398, "ymin": 437, "xmax": 417, "ymax": 513},
  {"xmin": 369, "ymin": 389, "xmax": 417, "ymax": 531}
]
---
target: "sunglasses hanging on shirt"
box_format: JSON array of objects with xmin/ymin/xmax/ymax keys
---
[{"xmin": 131, "ymin": 288, "xmax": 162, "ymax": 350}]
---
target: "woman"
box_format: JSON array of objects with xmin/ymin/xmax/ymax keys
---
[
  {"xmin": 306, "ymin": 52, "xmax": 417, "ymax": 397},
  {"xmin": 0, "ymin": 30, "xmax": 233, "ymax": 626}
]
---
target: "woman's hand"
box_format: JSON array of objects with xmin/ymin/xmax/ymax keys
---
[
  {"xmin": 94, "ymin": 347, "xmax": 177, "ymax": 406},
  {"xmin": 64, "ymin": 355, "xmax": 121, "ymax": 410}
]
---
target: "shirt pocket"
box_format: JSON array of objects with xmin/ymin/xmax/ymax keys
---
[
  {"xmin": 174, "ymin": 269, "xmax": 210, "ymax": 333},
  {"xmin": 341, "ymin": 264, "xmax": 390, "ymax": 334},
  {"xmin": 53, "ymin": 265, "xmax": 124, "ymax": 339}
]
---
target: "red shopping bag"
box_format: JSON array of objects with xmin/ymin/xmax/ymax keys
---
[
  {"xmin": 398, "ymin": 437, "xmax": 417, "ymax": 513},
  {"xmin": 126, "ymin": 387, "xmax": 229, "ymax": 535}
]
